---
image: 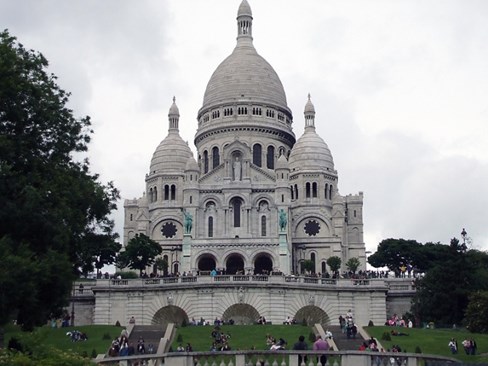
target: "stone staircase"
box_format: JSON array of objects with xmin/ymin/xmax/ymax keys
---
[
  {"xmin": 327, "ymin": 325, "xmax": 366, "ymax": 351},
  {"xmin": 129, "ymin": 325, "xmax": 166, "ymax": 354}
]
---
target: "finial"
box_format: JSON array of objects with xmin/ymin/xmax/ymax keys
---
[
  {"xmin": 173, "ymin": 96, "xmax": 176, "ymax": 103},
  {"xmin": 308, "ymin": 93, "xmax": 311, "ymax": 101}
]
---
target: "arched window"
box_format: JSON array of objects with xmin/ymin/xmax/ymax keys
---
[
  {"xmin": 290, "ymin": 186, "xmax": 294, "ymax": 200},
  {"xmin": 203, "ymin": 150, "xmax": 209, "ymax": 174},
  {"xmin": 325, "ymin": 183, "xmax": 328, "ymax": 199},
  {"xmin": 294, "ymin": 184, "xmax": 298, "ymax": 199},
  {"xmin": 208, "ymin": 217, "xmax": 214, "ymax": 237},
  {"xmin": 212, "ymin": 146, "xmax": 220, "ymax": 169},
  {"xmin": 266, "ymin": 145, "xmax": 275, "ymax": 169},
  {"xmin": 231, "ymin": 197, "xmax": 242, "ymax": 227},
  {"xmin": 261, "ymin": 216, "xmax": 267, "ymax": 236},
  {"xmin": 329, "ymin": 185, "xmax": 333, "ymax": 200},
  {"xmin": 164, "ymin": 185, "xmax": 169, "ymax": 200},
  {"xmin": 253, "ymin": 143, "xmax": 262, "ymax": 167},
  {"xmin": 171, "ymin": 185, "xmax": 176, "ymax": 200},
  {"xmin": 149, "ymin": 188, "xmax": 153, "ymax": 202},
  {"xmin": 306, "ymin": 182, "xmax": 311, "ymax": 198},
  {"xmin": 311, "ymin": 253, "xmax": 316, "ymax": 274},
  {"xmin": 153, "ymin": 187, "xmax": 158, "ymax": 201},
  {"xmin": 312, "ymin": 182, "xmax": 317, "ymax": 198},
  {"xmin": 321, "ymin": 261, "xmax": 326, "ymax": 274}
]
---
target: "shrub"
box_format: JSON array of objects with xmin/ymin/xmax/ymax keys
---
[
  {"xmin": 102, "ymin": 332, "xmax": 111, "ymax": 340},
  {"xmin": 381, "ymin": 331, "xmax": 391, "ymax": 341},
  {"xmin": 181, "ymin": 319, "xmax": 187, "ymax": 327},
  {"xmin": 368, "ymin": 320, "xmax": 374, "ymax": 327},
  {"xmin": 415, "ymin": 346, "xmax": 422, "ymax": 354},
  {"xmin": 176, "ymin": 334, "xmax": 183, "ymax": 343},
  {"xmin": 301, "ymin": 318, "xmax": 307, "ymax": 326},
  {"xmin": 91, "ymin": 349, "xmax": 98, "ymax": 358},
  {"xmin": 115, "ymin": 320, "xmax": 121, "ymax": 327}
]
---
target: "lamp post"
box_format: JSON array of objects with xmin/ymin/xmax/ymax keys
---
[{"xmin": 461, "ymin": 228, "xmax": 467, "ymax": 252}]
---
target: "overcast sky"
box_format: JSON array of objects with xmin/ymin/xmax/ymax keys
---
[{"xmin": 2, "ymin": 0, "xmax": 487, "ymax": 254}]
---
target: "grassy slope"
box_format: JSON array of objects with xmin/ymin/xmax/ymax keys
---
[
  {"xmin": 365, "ymin": 326, "xmax": 488, "ymax": 364},
  {"xmin": 4, "ymin": 324, "xmax": 123, "ymax": 357},
  {"xmin": 171, "ymin": 324, "xmax": 314, "ymax": 352}
]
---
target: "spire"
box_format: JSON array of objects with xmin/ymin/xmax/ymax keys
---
[
  {"xmin": 304, "ymin": 93, "xmax": 316, "ymax": 130},
  {"xmin": 168, "ymin": 96, "xmax": 180, "ymax": 133},
  {"xmin": 236, "ymin": 0, "xmax": 253, "ymax": 46}
]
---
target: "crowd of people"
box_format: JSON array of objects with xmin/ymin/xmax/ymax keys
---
[
  {"xmin": 209, "ymin": 326, "xmax": 231, "ymax": 351},
  {"xmin": 339, "ymin": 309, "xmax": 358, "ymax": 339},
  {"xmin": 108, "ymin": 331, "xmax": 154, "ymax": 357}
]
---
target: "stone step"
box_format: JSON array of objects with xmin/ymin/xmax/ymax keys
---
[{"xmin": 327, "ymin": 325, "xmax": 365, "ymax": 351}]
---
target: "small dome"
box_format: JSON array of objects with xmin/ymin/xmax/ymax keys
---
[
  {"xmin": 169, "ymin": 96, "xmax": 179, "ymax": 116},
  {"xmin": 150, "ymin": 134, "xmax": 193, "ymax": 174},
  {"xmin": 304, "ymin": 93, "xmax": 315, "ymax": 115},
  {"xmin": 276, "ymin": 154, "xmax": 289, "ymax": 170},
  {"xmin": 150, "ymin": 98, "xmax": 193, "ymax": 174},
  {"xmin": 185, "ymin": 156, "xmax": 199, "ymax": 171},
  {"xmin": 237, "ymin": 0, "xmax": 252, "ymax": 17},
  {"xmin": 289, "ymin": 129, "xmax": 334, "ymax": 172}
]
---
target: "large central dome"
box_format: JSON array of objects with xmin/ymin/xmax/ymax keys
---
[{"xmin": 198, "ymin": 0, "xmax": 289, "ymax": 118}]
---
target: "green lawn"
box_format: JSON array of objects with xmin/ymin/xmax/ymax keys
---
[
  {"xmin": 171, "ymin": 324, "xmax": 314, "ymax": 352},
  {"xmin": 4, "ymin": 323, "xmax": 122, "ymax": 357},
  {"xmin": 365, "ymin": 326, "xmax": 488, "ymax": 364}
]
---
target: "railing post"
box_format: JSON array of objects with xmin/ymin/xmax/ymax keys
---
[{"xmin": 235, "ymin": 354, "xmax": 246, "ymax": 366}]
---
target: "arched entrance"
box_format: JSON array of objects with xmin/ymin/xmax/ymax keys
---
[
  {"xmin": 254, "ymin": 253, "xmax": 273, "ymax": 274},
  {"xmin": 152, "ymin": 305, "xmax": 189, "ymax": 328},
  {"xmin": 226, "ymin": 253, "xmax": 244, "ymax": 274},
  {"xmin": 294, "ymin": 305, "xmax": 330, "ymax": 326},
  {"xmin": 198, "ymin": 255, "xmax": 216, "ymax": 272},
  {"xmin": 222, "ymin": 304, "xmax": 260, "ymax": 325}
]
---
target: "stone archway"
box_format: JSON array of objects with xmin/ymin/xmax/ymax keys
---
[
  {"xmin": 222, "ymin": 304, "xmax": 260, "ymax": 325},
  {"xmin": 254, "ymin": 253, "xmax": 273, "ymax": 274},
  {"xmin": 152, "ymin": 305, "xmax": 189, "ymax": 327},
  {"xmin": 294, "ymin": 305, "xmax": 330, "ymax": 326},
  {"xmin": 198, "ymin": 255, "xmax": 216, "ymax": 272},
  {"xmin": 226, "ymin": 253, "xmax": 245, "ymax": 274}
]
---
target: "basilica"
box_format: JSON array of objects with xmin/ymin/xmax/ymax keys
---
[{"xmin": 123, "ymin": 0, "xmax": 366, "ymax": 277}]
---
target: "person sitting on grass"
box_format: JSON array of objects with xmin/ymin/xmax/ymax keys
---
[{"xmin": 391, "ymin": 330, "xmax": 409, "ymax": 336}]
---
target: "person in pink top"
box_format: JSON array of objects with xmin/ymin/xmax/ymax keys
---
[{"xmin": 313, "ymin": 335, "xmax": 330, "ymax": 366}]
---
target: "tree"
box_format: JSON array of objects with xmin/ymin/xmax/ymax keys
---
[
  {"xmin": 367, "ymin": 238, "xmax": 424, "ymax": 274},
  {"xmin": 465, "ymin": 291, "xmax": 488, "ymax": 333},
  {"xmin": 301, "ymin": 259, "xmax": 314, "ymax": 274},
  {"xmin": 0, "ymin": 30, "xmax": 119, "ymax": 330},
  {"xmin": 118, "ymin": 234, "xmax": 162, "ymax": 276},
  {"xmin": 155, "ymin": 257, "xmax": 168, "ymax": 276},
  {"xmin": 326, "ymin": 256, "xmax": 342, "ymax": 275},
  {"xmin": 411, "ymin": 245, "xmax": 488, "ymax": 326},
  {"xmin": 345, "ymin": 257, "xmax": 361, "ymax": 274}
]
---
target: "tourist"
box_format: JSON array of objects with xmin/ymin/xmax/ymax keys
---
[
  {"xmin": 312, "ymin": 335, "xmax": 329, "ymax": 366},
  {"xmin": 292, "ymin": 335, "xmax": 308, "ymax": 365},
  {"xmin": 448, "ymin": 338, "xmax": 458, "ymax": 354},
  {"xmin": 177, "ymin": 343, "xmax": 185, "ymax": 352},
  {"xmin": 186, "ymin": 343, "xmax": 193, "ymax": 352}
]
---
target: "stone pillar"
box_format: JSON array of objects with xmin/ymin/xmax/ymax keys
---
[
  {"xmin": 279, "ymin": 232, "xmax": 290, "ymax": 273},
  {"xmin": 182, "ymin": 234, "xmax": 192, "ymax": 273}
]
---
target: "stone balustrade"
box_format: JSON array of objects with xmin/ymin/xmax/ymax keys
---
[{"xmin": 94, "ymin": 350, "xmax": 460, "ymax": 366}]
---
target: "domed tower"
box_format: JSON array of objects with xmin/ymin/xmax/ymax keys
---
[
  {"xmin": 195, "ymin": 0, "xmax": 295, "ymax": 180},
  {"xmin": 287, "ymin": 95, "xmax": 365, "ymax": 274}
]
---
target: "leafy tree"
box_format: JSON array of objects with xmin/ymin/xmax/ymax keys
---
[
  {"xmin": 345, "ymin": 257, "xmax": 361, "ymax": 274},
  {"xmin": 155, "ymin": 257, "xmax": 169, "ymax": 276},
  {"xmin": 411, "ymin": 245, "xmax": 488, "ymax": 326},
  {"xmin": 367, "ymin": 238, "xmax": 423, "ymax": 273},
  {"xmin": 326, "ymin": 256, "xmax": 342, "ymax": 274},
  {"xmin": 301, "ymin": 259, "xmax": 314, "ymax": 274},
  {"xmin": 465, "ymin": 291, "xmax": 488, "ymax": 333},
  {"xmin": 118, "ymin": 234, "xmax": 162, "ymax": 276},
  {"xmin": 0, "ymin": 30, "xmax": 119, "ymax": 330}
]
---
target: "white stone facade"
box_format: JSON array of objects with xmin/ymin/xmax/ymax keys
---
[{"xmin": 123, "ymin": 0, "xmax": 365, "ymax": 277}]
